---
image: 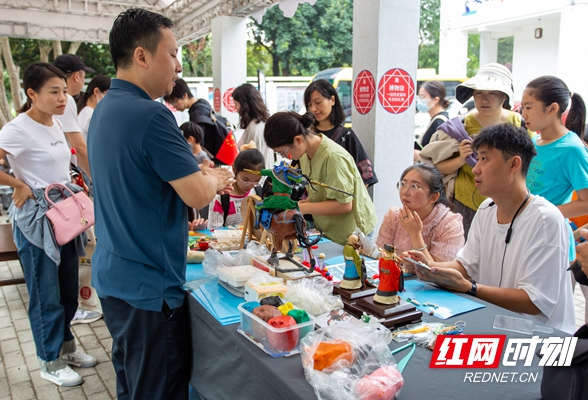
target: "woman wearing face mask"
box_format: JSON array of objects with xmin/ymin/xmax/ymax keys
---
[
  {"xmin": 76, "ymin": 75, "xmax": 110, "ymax": 142},
  {"xmin": 414, "ymin": 81, "xmax": 450, "ymax": 159}
]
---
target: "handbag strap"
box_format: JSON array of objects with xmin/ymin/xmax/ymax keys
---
[
  {"xmin": 44, "ymin": 184, "xmax": 88, "ymax": 220},
  {"xmin": 44, "ymin": 183, "xmax": 75, "ymax": 207}
]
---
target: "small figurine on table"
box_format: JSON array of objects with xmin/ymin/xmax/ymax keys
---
[
  {"xmin": 373, "ymin": 244, "xmax": 404, "ymax": 305},
  {"xmin": 341, "ymin": 234, "xmax": 367, "ymax": 290}
]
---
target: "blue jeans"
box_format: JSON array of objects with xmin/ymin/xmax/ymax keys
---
[{"xmin": 13, "ymin": 222, "xmax": 79, "ymax": 370}]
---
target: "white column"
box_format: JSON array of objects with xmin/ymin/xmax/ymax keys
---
[
  {"xmin": 352, "ymin": 0, "xmax": 420, "ymax": 237},
  {"xmin": 557, "ymin": 4, "xmax": 588, "ymax": 100},
  {"xmin": 211, "ymin": 16, "xmax": 247, "ymax": 127},
  {"xmin": 439, "ymin": 0, "xmax": 468, "ymax": 77},
  {"xmin": 479, "ymin": 32, "xmax": 498, "ymax": 67}
]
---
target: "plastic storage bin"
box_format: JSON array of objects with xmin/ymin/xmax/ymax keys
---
[
  {"xmin": 217, "ymin": 265, "xmax": 264, "ymax": 288},
  {"xmin": 238, "ymin": 302, "xmax": 316, "ymax": 357}
]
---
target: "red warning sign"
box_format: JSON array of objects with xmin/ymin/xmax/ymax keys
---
[
  {"xmin": 213, "ymin": 88, "xmax": 221, "ymax": 112},
  {"xmin": 223, "ymin": 87, "xmax": 236, "ymax": 113},
  {"xmin": 377, "ymin": 68, "xmax": 415, "ymax": 114},
  {"xmin": 353, "ymin": 70, "xmax": 375, "ymax": 115}
]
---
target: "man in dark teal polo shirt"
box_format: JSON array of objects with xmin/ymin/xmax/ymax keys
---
[{"xmin": 88, "ymin": 9, "xmax": 233, "ymax": 400}]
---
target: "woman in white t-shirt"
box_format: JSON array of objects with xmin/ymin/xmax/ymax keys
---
[
  {"xmin": 233, "ymin": 83, "xmax": 274, "ymax": 169},
  {"xmin": 76, "ymin": 74, "xmax": 110, "ymax": 141},
  {"xmin": 0, "ymin": 63, "xmax": 96, "ymax": 387}
]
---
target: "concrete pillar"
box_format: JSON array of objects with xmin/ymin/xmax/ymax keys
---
[
  {"xmin": 211, "ymin": 16, "xmax": 247, "ymax": 127},
  {"xmin": 479, "ymin": 32, "xmax": 498, "ymax": 67},
  {"xmin": 351, "ymin": 0, "xmax": 420, "ymax": 237},
  {"xmin": 557, "ymin": 4, "xmax": 588, "ymax": 100},
  {"xmin": 438, "ymin": 0, "xmax": 468, "ymax": 77}
]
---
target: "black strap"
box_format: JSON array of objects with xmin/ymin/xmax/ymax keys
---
[
  {"xmin": 220, "ymin": 194, "xmax": 230, "ymax": 227},
  {"xmin": 330, "ymin": 125, "xmax": 346, "ymax": 142}
]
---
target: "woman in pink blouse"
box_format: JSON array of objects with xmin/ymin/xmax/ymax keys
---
[{"xmin": 376, "ymin": 163, "xmax": 464, "ymax": 264}]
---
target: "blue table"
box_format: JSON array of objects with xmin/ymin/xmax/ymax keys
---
[{"xmin": 187, "ymin": 243, "xmax": 560, "ymax": 400}]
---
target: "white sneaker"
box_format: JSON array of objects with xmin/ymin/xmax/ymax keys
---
[
  {"xmin": 40, "ymin": 365, "xmax": 83, "ymax": 386},
  {"xmin": 61, "ymin": 350, "xmax": 97, "ymax": 368},
  {"xmin": 71, "ymin": 309, "xmax": 103, "ymax": 325}
]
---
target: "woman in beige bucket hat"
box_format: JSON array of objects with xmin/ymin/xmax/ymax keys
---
[{"xmin": 420, "ymin": 63, "xmax": 525, "ymax": 238}]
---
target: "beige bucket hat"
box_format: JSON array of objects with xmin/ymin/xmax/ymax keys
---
[{"xmin": 456, "ymin": 63, "xmax": 514, "ymax": 107}]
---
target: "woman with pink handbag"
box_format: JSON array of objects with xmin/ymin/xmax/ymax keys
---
[{"xmin": 0, "ymin": 63, "xmax": 96, "ymax": 387}]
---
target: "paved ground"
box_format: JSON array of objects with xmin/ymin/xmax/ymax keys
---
[
  {"xmin": 0, "ymin": 260, "xmax": 116, "ymax": 400},
  {"xmin": 1, "ymin": 258, "xmax": 586, "ymax": 399}
]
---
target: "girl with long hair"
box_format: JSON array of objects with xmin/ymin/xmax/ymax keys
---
[{"xmin": 233, "ymin": 83, "xmax": 274, "ymax": 169}]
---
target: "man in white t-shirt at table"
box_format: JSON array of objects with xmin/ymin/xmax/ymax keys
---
[
  {"xmin": 53, "ymin": 54, "xmax": 93, "ymax": 182},
  {"xmin": 406, "ymin": 123, "xmax": 576, "ymax": 334}
]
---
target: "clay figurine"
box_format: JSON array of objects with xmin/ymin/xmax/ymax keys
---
[
  {"xmin": 373, "ymin": 244, "xmax": 404, "ymax": 305},
  {"xmin": 340, "ymin": 234, "xmax": 367, "ymax": 290}
]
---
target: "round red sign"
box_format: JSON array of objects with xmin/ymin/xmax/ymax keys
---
[
  {"xmin": 377, "ymin": 68, "xmax": 415, "ymax": 114},
  {"xmin": 80, "ymin": 286, "xmax": 91, "ymax": 300},
  {"xmin": 353, "ymin": 70, "xmax": 376, "ymax": 115},
  {"xmin": 213, "ymin": 88, "xmax": 221, "ymax": 113},
  {"xmin": 222, "ymin": 87, "xmax": 236, "ymax": 113}
]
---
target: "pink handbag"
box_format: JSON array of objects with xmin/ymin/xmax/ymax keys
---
[{"xmin": 44, "ymin": 183, "xmax": 95, "ymax": 246}]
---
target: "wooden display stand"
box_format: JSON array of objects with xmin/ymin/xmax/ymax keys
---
[
  {"xmin": 334, "ymin": 283, "xmax": 422, "ymax": 329},
  {"xmin": 355, "ymin": 297, "xmax": 422, "ymax": 328}
]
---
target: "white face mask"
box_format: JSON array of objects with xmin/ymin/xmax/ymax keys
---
[{"xmin": 96, "ymin": 92, "xmax": 104, "ymax": 103}]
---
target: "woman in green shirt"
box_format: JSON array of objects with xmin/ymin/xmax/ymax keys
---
[{"xmin": 263, "ymin": 112, "xmax": 377, "ymax": 245}]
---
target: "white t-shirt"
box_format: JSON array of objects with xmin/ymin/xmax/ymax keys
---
[
  {"xmin": 78, "ymin": 106, "xmax": 94, "ymax": 142},
  {"xmin": 207, "ymin": 190, "xmax": 252, "ymax": 229},
  {"xmin": 456, "ymin": 196, "xmax": 576, "ymax": 334},
  {"xmin": 236, "ymin": 120, "xmax": 275, "ymax": 169},
  {"xmin": 0, "ymin": 113, "xmax": 71, "ymax": 189}
]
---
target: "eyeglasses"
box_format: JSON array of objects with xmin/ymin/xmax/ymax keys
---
[
  {"xmin": 396, "ymin": 181, "xmax": 430, "ymax": 193},
  {"xmin": 276, "ymin": 146, "xmax": 290, "ymax": 158},
  {"xmin": 237, "ymin": 175, "xmax": 260, "ymax": 187},
  {"xmin": 168, "ymin": 98, "xmax": 180, "ymax": 107}
]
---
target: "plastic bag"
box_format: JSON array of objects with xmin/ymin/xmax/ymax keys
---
[
  {"xmin": 300, "ymin": 323, "xmax": 403, "ymax": 400},
  {"xmin": 283, "ymin": 276, "xmax": 343, "ymax": 317},
  {"xmin": 202, "ymin": 242, "xmax": 269, "ymax": 278}
]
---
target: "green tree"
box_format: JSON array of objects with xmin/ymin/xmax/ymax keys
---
[
  {"xmin": 9, "ymin": 39, "xmax": 115, "ymax": 77},
  {"xmin": 467, "ymin": 34, "xmax": 480, "ymax": 77},
  {"xmin": 248, "ymin": 0, "xmax": 353, "ymax": 76},
  {"xmin": 182, "ymin": 35, "xmax": 212, "ymax": 77},
  {"xmin": 418, "ymin": 0, "xmax": 440, "ymax": 72},
  {"xmin": 247, "ymin": 41, "xmax": 272, "ymax": 77},
  {"xmin": 497, "ymin": 36, "xmax": 514, "ymax": 67}
]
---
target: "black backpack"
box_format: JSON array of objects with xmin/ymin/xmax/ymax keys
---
[{"xmin": 189, "ymin": 100, "xmax": 233, "ymax": 163}]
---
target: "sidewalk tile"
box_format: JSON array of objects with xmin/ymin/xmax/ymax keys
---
[{"xmin": 6, "ymin": 365, "xmax": 30, "ymax": 385}]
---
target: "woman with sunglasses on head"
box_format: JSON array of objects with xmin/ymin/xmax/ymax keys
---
[
  {"xmin": 264, "ymin": 111, "xmax": 376, "ymax": 246},
  {"xmin": 304, "ymin": 79, "xmax": 378, "ymax": 187},
  {"xmin": 376, "ymin": 164, "xmax": 464, "ymax": 267},
  {"xmin": 0, "ymin": 63, "xmax": 96, "ymax": 387}
]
